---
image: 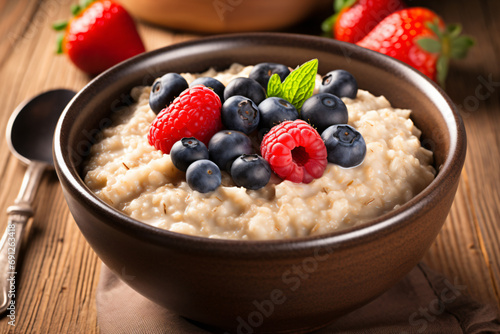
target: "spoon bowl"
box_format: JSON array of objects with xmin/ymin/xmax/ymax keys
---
[{"xmin": 6, "ymin": 89, "xmax": 77, "ymax": 167}]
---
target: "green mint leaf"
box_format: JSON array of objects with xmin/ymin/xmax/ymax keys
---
[
  {"xmin": 267, "ymin": 73, "xmax": 283, "ymax": 98},
  {"xmin": 266, "ymin": 59, "xmax": 319, "ymax": 112},
  {"xmin": 281, "ymin": 59, "xmax": 318, "ymax": 111}
]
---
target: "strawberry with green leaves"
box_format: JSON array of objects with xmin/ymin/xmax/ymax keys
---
[
  {"xmin": 356, "ymin": 7, "xmax": 474, "ymax": 86},
  {"xmin": 323, "ymin": 0, "xmax": 405, "ymax": 43},
  {"xmin": 53, "ymin": 0, "xmax": 145, "ymax": 75}
]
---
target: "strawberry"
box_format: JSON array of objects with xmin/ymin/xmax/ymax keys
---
[
  {"xmin": 53, "ymin": 0, "xmax": 145, "ymax": 75},
  {"xmin": 323, "ymin": 0, "xmax": 406, "ymax": 43},
  {"xmin": 356, "ymin": 7, "xmax": 474, "ymax": 86}
]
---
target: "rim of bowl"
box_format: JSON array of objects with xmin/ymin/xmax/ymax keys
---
[{"xmin": 54, "ymin": 32, "xmax": 466, "ymax": 255}]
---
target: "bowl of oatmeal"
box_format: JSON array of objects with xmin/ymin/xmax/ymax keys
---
[{"xmin": 54, "ymin": 33, "xmax": 466, "ymax": 333}]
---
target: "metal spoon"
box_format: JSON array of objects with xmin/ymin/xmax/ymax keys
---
[{"xmin": 0, "ymin": 89, "xmax": 76, "ymax": 315}]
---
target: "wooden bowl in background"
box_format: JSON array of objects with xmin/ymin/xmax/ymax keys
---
[{"xmin": 118, "ymin": 0, "xmax": 332, "ymax": 33}]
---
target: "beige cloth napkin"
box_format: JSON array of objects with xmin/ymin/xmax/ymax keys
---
[{"xmin": 96, "ymin": 263, "xmax": 500, "ymax": 333}]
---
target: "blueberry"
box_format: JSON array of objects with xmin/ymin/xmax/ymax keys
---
[
  {"xmin": 231, "ymin": 154, "xmax": 271, "ymax": 190},
  {"xmin": 186, "ymin": 160, "xmax": 221, "ymax": 193},
  {"xmin": 190, "ymin": 77, "xmax": 225, "ymax": 103},
  {"xmin": 321, "ymin": 124, "xmax": 366, "ymax": 168},
  {"xmin": 319, "ymin": 70, "xmax": 358, "ymax": 99},
  {"xmin": 249, "ymin": 62, "xmax": 290, "ymax": 90},
  {"xmin": 221, "ymin": 96, "xmax": 260, "ymax": 134},
  {"xmin": 223, "ymin": 77, "xmax": 266, "ymax": 105},
  {"xmin": 208, "ymin": 130, "xmax": 254, "ymax": 172},
  {"xmin": 258, "ymin": 97, "xmax": 299, "ymax": 130},
  {"xmin": 149, "ymin": 73, "xmax": 189, "ymax": 114},
  {"xmin": 301, "ymin": 93, "xmax": 348, "ymax": 133},
  {"xmin": 170, "ymin": 137, "xmax": 209, "ymax": 172}
]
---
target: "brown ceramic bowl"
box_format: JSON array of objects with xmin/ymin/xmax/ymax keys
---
[
  {"xmin": 118, "ymin": 0, "xmax": 331, "ymax": 33},
  {"xmin": 53, "ymin": 33, "xmax": 466, "ymax": 333}
]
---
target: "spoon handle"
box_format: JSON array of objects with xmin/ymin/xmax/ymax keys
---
[
  {"xmin": 0, "ymin": 213, "xmax": 29, "ymax": 315},
  {"xmin": 0, "ymin": 162, "xmax": 47, "ymax": 315}
]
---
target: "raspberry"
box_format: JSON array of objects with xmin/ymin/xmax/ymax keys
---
[
  {"xmin": 261, "ymin": 120, "xmax": 327, "ymax": 184},
  {"xmin": 148, "ymin": 85, "xmax": 222, "ymax": 154}
]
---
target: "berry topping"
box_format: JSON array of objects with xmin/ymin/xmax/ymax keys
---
[
  {"xmin": 208, "ymin": 130, "xmax": 254, "ymax": 172},
  {"xmin": 149, "ymin": 73, "xmax": 189, "ymax": 114},
  {"xmin": 223, "ymin": 77, "xmax": 266, "ymax": 105},
  {"xmin": 190, "ymin": 77, "xmax": 225, "ymax": 103},
  {"xmin": 319, "ymin": 70, "xmax": 358, "ymax": 99},
  {"xmin": 249, "ymin": 62, "xmax": 290, "ymax": 91},
  {"xmin": 231, "ymin": 154, "xmax": 272, "ymax": 190},
  {"xmin": 170, "ymin": 137, "xmax": 209, "ymax": 172},
  {"xmin": 321, "ymin": 124, "xmax": 366, "ymax": 168},
  {"xmin": 301, "ymin": 93, "xmax": 348, "ymax": 133},
  {"xmin": 148, "ymin": 85, "xmax": 222, "ymax": 154},
  {"xmin": 258, "ymin": 97, "xmax": 299, "ymax": 131},
  {"xmin": 261, "ymin": 120, "xmax": 327, "ymax": 184},
  {"xmin": 186, "ymin": 160, "xmax": 221, "ymax": 193},
  {"xmin": 221, "ymin": 96, "xmax": 260, "ymax": 134}
]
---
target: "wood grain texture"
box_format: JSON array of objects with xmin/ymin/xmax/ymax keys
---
[
  {"xmin": 0, "ymin": 0, "xmax": 498, "ymax": 333},
  {"xmin": 415, "ymin": 0, "xmax": 500, "ymax": 311}
]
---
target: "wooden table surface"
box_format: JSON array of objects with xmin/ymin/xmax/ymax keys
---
[{"xmin": 0, "ymin": 0, "xmax": 498, "ymax": 332}]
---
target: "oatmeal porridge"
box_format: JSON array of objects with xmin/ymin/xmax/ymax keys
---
[{"xmin": 83, "ymin": 63, "xmax": 436, "ymax": 240}]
